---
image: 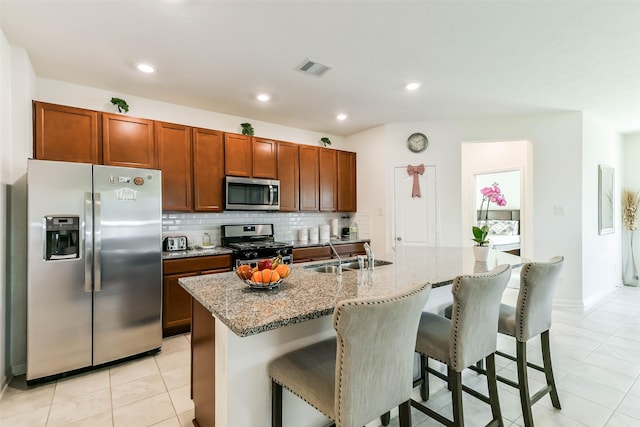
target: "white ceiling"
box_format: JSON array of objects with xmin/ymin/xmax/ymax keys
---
[{"xmin": 2, "ymin": 1, "xmax": 640, "ymax": 137}]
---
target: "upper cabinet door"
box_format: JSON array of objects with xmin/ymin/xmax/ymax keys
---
[
  {"xmin": 319, "ymin": 148, "xmax": 337, "ymax": 211},
  {"xmin": 34, "ymin": 101, "xmax": 100, "ymax": 164},
  {"xmin": 156, "ymin": 122, "xmax": 193, "ymax": 211},
  {"xmin": 252, "ymin": 137, "xmax": 277, "ymax": 179},
  {"xmin": 193, "ymin": 128, "xmax": 224, "ymax": 212},
  {"xmin": 299, "ymin": 145, "xmax": 319, "ymax": 211},
  {"xmin": 277, "ymin": 141, "xmax": 299, "ymax": 211},
  {"xmin": 337, "ymin": 150, "xmax": 357, "ymax": 212},
  {"xmin": 224, "ymin": 133, "xmax": 252, "ymax": 177},
  {"xmin": 102, "ymin": 113, "xmax": 156, "ymax": 169}
]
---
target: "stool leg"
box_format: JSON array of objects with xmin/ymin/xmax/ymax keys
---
[
  {"xmin": 449, "ymin": 367, "xmax": 464, "ymax": 427},
  {"xmin": 516, "ymin": 340, "xmax": 534, "ymax": 427},
  {"xmin": 420, "ymin": 354, "xmax": 429, "ymax": 401},
  {"xmin": 541, "ymin": 330, "xmax": 561, "ymax": 409},
  {"xmin": 272, "ymin": 380, "xmax": 283, "ymax": 427},
  {"xmin": 485, "ymin": 353, "xmax": 504, "ymax": 427},
  {"xmin": 380, "ymin": 412, "xmax": 390, "ymax": 425},
  {"xmin": 399, "ymin": 400, "xmax": 413, "ymax": 427}
]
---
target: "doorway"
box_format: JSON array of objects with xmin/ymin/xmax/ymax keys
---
[
  {"xmin": 461, "ymin": 140, "xmax": 532, "ymax": 258},
  {"xmin": 392, "ymin": 165, "xmax": 438, "ymax": 250}
]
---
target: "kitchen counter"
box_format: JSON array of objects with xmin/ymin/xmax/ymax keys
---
[
  {"xmin": 289, "ymin": 237, "xmax": 370, "ymax": 248},
  {"xmin": 161, "ymin": 239, "xmax": 366, "ymax": 260},
  {"xmin": 179, "ymin": 246, "xmax": 522, "ymax": 338},
  {"xmin": 180, "ymin": 246, "xmax": 523, "ymax": 427},
  {"xmin": 162, "ymin": 246, "xmax": 232, "ymax": 260}
]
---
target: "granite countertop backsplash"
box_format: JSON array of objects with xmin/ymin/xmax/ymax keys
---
[
  {"xmin": 162, "ymin": 239, "xmax": 369, "ymax": 260},
  {"xmin": 179, "ymin": 247, "xmax": 523, "ymax": 338},
  {"xmin": 162, "ymin": 246, "xmax": 233, "ymax": 260},
  {"xmin": 290, "ymin": 238, "xmax": 370, "ymax": 248}
]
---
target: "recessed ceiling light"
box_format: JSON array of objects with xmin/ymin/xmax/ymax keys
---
[
  {"xmin": 137, "ymin": 63, "xmax": 156, "ymax": 73},
  {"xmin": 257, "ymin": 93, "xmax": 271, "ymax": 102},
  {"xmin": 405, "ymin": 82, "xmax": 421, "ymax": 91},
  {"xmin": 336, "ymin": 114, "xmax": 348, "ymax": 121}
]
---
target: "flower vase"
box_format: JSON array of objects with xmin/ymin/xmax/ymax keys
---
[
  {"xmin": 623, "ymin": 232, "xmax": 639, "ymax": 286},
  {"xmin": 473, "ymin": 245, "xmax": 490, "ymax": 262}
]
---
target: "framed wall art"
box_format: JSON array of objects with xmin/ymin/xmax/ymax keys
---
[{"xmin": 598, "ymin": 164, "xmax": 614, "ymax": 235}]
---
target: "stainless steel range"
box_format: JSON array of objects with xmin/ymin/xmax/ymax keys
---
[{"xmin": 221, "ymin": 224, "xmax": 292, "ymax": 268}]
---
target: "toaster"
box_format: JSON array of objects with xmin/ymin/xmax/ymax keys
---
[{"xmin": 163, "ymin": 236, "xmax": 188, "ymax": 252}]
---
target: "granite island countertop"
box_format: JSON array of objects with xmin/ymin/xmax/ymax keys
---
[{"xmin": 179, "ymin": 246, "xmax": 523, "ymax": 338}]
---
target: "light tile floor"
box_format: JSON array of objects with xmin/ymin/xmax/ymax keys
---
[
  {"xmin": 0, "ymin": 334, "xmax": 193, "ymax": 426},
  {"xmin": 1, "ymin": 285, "xmax": 640, "ymax": 426}
]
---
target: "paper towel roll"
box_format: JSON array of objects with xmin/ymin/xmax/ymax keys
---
[
  {"xmin": 330, "ymin": 219, "xmax": 339, "ymax": 237},
  {"xmin": 309, "ymin": 226, "xmax": 319, "ymax": 242},
  {"xmin": 298, "ymin": 228, "xmax": 308, "ymax": 241},
  {"xmin": 320, "ymin": 224, "xmax": 330, "ymax": 240}
]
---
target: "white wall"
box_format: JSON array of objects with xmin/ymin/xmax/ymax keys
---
[
  {"xmin": 0, "ymin": 24, "xmax": 10, "ymax": 392},
  {"xmin": 348, "ymin": 112, "xmax": 597, "ymax": 306},
  {"xmin": 581, "ymin": 114, "xmax": 623, "ymax": 305},
  {"xmin": 1, "ymin": 30, "xmax": 37, "ymax": 384},
  {"xmin": 36, "ymin": 79, "xmax": 345, "ymax": 149}
]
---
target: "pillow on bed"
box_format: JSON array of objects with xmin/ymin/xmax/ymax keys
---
[{"xmin": 482, "ymin": 220, "xmax": 519, "ymax": 236}]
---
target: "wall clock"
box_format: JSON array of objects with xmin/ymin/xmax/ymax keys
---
[{"xmin": 407, "ymin": 132, "xmax": 428, "ymax": 153}]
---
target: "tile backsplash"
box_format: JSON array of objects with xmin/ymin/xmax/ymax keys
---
[{"xmin": 162, "ymin": 211, "xmax": 370, "ymax": 247}]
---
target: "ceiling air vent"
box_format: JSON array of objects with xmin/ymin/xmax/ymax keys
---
[{"xmin": 296, "ymin": 59, "xmax": 332, "ymax": 77}]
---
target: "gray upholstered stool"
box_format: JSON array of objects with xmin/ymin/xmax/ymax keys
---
[
  {"xmin": 412, "ymin": 264, "xmax": 511, "ymax": 427},
  {"xmin": 269, "ymin": 282, "xmax": 431, "ymax": 427},
  {"xmin": 494, "ymin": 256, "xmax": 564, "ymax": 426}
]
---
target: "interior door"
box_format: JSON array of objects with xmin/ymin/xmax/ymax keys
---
[{"xmin": 393, "ymin": 165, "xmax": 437, "ymax": 249}]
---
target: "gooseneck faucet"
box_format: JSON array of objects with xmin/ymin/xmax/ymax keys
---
[
  {"xmin": 363, "ymin": 242, "xmax": 374, "ymax": 270},
  {"xmin": 325, "ymin": 240, "xmax": 342, "ymax": 275}
]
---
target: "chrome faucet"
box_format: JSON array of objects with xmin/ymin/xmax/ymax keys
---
[
  {"xmin": 363, "ymin": 242, "xmax": 374, "ymax": 270},
  {"xmin": 326, "ymin": 240, "xmax": 342, "ymax": 275}
]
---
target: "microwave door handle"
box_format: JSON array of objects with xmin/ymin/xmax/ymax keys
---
[{"xmin": 269, "ymin": 185, "xmax": 274, "ymax": 205}]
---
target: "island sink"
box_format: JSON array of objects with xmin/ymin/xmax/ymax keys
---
[{"xmin": 304, "ymin": 258, "xmax": 393, "ymax": 273}]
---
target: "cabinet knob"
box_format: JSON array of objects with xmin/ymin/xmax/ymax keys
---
[{"xmin": 396, "ymin": 237, "xmax": 402, "ymax": 241}]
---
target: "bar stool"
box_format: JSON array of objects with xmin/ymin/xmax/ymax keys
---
[
  {"xmin": 494, "ymin": 256, "xmax": 564, "ymax": 426},
  {"xmin": 412, "ymin": 264, "xmax": 511, "ymax": 427},
  {"xmin": 269, "ymin": 282, "xmax": 431, "ymax": 427}
]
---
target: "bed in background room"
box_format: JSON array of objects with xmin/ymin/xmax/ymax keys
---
[{"xmin": 477, "ymin": 210, "xmax": 520, "ymax": 256}]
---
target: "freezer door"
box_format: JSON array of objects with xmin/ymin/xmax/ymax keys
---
[
  {"xmin": 27, "ymin": 159, "xmax": 93, "ymax": 380},
  {"xmin": 92, "ymin": 165, "xmax": 162, "ymax": 365}
]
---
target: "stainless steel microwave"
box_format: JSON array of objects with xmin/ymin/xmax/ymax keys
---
[{"xmin": 225, "ymin": 176, "xmax": 280, "ymax": 211}]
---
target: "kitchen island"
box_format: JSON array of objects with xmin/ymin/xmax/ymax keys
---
[{"xmin": 179, "ymin": 247, "xmax": 523, "ymax": 427}]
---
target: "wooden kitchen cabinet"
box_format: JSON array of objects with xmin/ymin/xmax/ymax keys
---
[
  {"xmin": 277, "ymin": 141, "xmax": 299, "ymax": 211},
  {"xmin": 193, "ymin": 128, "xmax": 224, "ymax": 211},
  {"xmin": 156, "ymin": 122, "xmax": 192, "ymax": 211},
  {"xmin": 319, "ymin": 148, "xmax": 337, "ymax": 211},
  {"xmin": 333, "ymin": 242, "xmax": 368, "ymax": 258},
  {"xmin": 252, "ymin": 137, "xmax": 278, "ymax": 179},
  {"xmin": 292, "ymin": 246, "xmax": 332, "ymax": 263},
  {"xmin": 33, "ymin": 101, "xmax": 100, "ymax": 163},
  {"xmin": 299, "ymin": 145, "xmax": 320, "ymax": 211},
  {"xmin": 224, "ymin": 133, "xmax": 252, "ymax": 177},
  {"xmin": 102, "ymin": 113, "xmax": 156, "ymax": 168},
  {"xmin": 337, "ymin": 150, "xmax": 357, "ymax": 212},
  {"xmin": 162, "ymin": 254, "xmax": 232, "ymax": 336}
]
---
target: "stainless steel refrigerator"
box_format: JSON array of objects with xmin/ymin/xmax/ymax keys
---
[{"xmin": 27, "ymin": 159, "xmax": 162, "ymax": 382}]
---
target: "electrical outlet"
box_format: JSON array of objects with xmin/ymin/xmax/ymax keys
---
[{"xmin": 553, "ymin": 206, "xmax": 565, "ymax": 216}]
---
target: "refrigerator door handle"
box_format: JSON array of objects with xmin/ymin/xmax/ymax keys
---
[
  {"xmin": 94, "ymin": 193, "xmax": 102, "ymax": 292},
  {"xmin": 84, "ymin": 192, "xmax": 93, "ymax": 292}
]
